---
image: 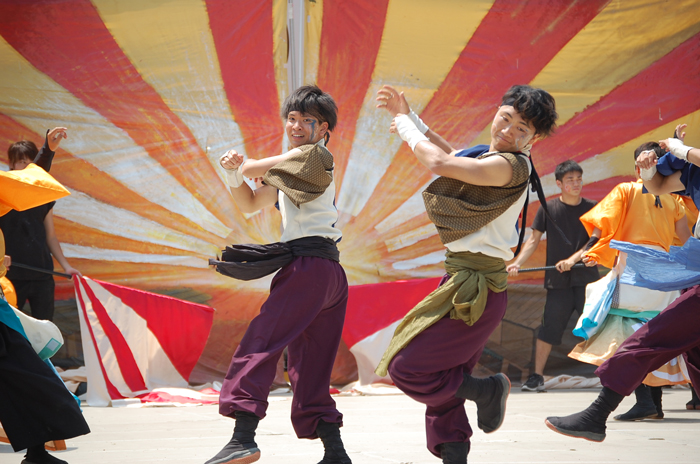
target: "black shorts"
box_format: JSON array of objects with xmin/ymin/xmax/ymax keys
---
[{"xmin": 536, "ymin": 286, "xmax": 586, "ymax": 346}]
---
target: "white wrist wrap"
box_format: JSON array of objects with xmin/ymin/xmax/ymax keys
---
[
  {"xmin": 666, "ymin": 138, "xmax": 693, "ymax": 161},
  {"xmin": 395, "ymin": 114, "xmax": 429, "ymax": 151},
  {"xmin": 407, "ymin": 110, "xmax": 429, "ymax": 134},
  {"xmin": 221, "ymin": 159, "xmax": 246, "ymax": 188},
  {"xmin": 640, "ymin": 165, "xmax": 657, "ymax": 181}
]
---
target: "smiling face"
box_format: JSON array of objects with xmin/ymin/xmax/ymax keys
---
[
  {"xmin": 489, "ymin": 105, "xmax": 535, "ymax": 153},
  {"xmin": 285, "ymin": 111, "xmax": 328, "ymax": 148}
]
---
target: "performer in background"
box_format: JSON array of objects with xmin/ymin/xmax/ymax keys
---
[
  {"xmin": 375, "ymin": 84, "xmax": 558, "ymax": 463},
  {"xmin": 545, "ymin": 124, "xmax": 700, "ymax": 442},
  {"xmin": 507, "ymin": 160, "xmax": 599, "ymax": 392},
  {"xmin": 206, "ymin": 85, "xmax": 350, "ymax": 464}
]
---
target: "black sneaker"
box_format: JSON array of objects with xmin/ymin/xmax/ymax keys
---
[
  {"xmin": 521, "ymin": 373, "xmax": 545, "ymax": 392},
  {"xmin": 204, "ymin": 438, "xmax": 260, "ymax": 464}
]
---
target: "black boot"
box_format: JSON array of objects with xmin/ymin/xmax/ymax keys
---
[
  {"xmin": 22, "ymin": 445, "xmax": 67, "ymax": 464},
  {"xmin": 440, "ymin": 442, "xmax": 469, "ymax": 464},
  {"xmin": 205, "ymin": 411, "xmax": 261, "ymax": 464},
  {"xmin": 316, "ymin": 420, "xmax": 351, "ymax": 464},
  {"xmin": 686, "ymin": 385, "xmax": 700, "ymax": 410},
  {"xmin": 613, "ymin": 384, "xmax": 659, "ymax": 421},
  {"xmin": 650, "ymin": 386, "xmax": 664, "ymax": 419},
  {"xmin": 456, "ymin": 373, "xmax": 510, "ymax": 433},
  {"xmin": 545, "ymin": 387, "xmax": 624, "ymax": 442}
]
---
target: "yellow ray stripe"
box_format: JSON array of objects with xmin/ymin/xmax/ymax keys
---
[
  {"xmin": 304, "ymin": 0, "xmax": 323, "ymax": 86},
  {"xmin": 532, "ymin": 0, "xmax": 700, "ymax": 125},
  {"xmin": 384, "ymin": 223, "xmax": 437, "ymax": 252},
  {"xmin": 0, "ymin": 36, "xmax": 231, "ymax": 239},
  {"xmin": 62, "ymin": 244, "xmax": 209, "ymax": 269},
  {"xmin": 337, "ymin": 0, "xmax": 494, "ymax": 218},
  {"xmin": 91, "ymin": 0, "xmax": 247, "ymax": 179},
  {"xmin": 539, "ymin": 110, "xmax": 700, "ymax": 197}
]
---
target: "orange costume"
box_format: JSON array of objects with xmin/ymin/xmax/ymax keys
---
[{"xmin": 569, "ymin": 180, "xmax": 690, "ymax": 386}]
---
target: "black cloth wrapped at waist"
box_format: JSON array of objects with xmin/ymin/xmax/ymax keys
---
[{"xmin": 209, "ymin": 235, "xmax": 339, "ymax": 281}]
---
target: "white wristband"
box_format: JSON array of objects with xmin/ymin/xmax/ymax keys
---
[
  {"xmin": 395, "ymin": 114, "xmax": 429, "ymax": 151},
  {"xmin": 640, "ymin": 165, "xmax": 657, "ymax": 181},
  {"xmin": 666, "ymin": 138, "xmax": 693, "ymax": 161},
  {"xmin": 407, "ymin": 110, "xmax": 429, "ymax": 134},
  {"xmin": 220, "ymin": 157, "xmax": 246, "ymax": 188}
]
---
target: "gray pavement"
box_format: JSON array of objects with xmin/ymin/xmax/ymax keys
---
[{"xmin": 2, "ymin": 388, "xmax": 699, "ymax": 463}]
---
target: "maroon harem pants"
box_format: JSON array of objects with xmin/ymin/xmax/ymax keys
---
[
  {"xmin": 596, "ymin": 285, "xmax": 700, "ymax": 396},
  {"xmin": 218, "ymin": 256, "xmax": 348, "ymax": 439},
  {"xmin": 387, "ymin": 287, "xmax": 508, "ymax": 457}
]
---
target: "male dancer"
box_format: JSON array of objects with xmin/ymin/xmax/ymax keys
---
[
  {"xmin": 545, "ymin": 124, "xmax": 700, "ymax": 442},
  {"xmin": 375, "ymin": 84, "xmax": 558, "ymax": 463},
  {"xmin": 507, "ymin": 160, "xmax": 599, "ymax": 391},
  {"xmin": 205, "ymin": 85, "xmax": 350, "ymax": 464}
]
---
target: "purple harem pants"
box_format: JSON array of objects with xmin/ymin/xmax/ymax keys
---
[
  {"xmin": 596, "ymin": 285, "xmax": 700, "ymax": 396},
  {"xmin": 387, "ymin": 286, "xmax": 508, "ymax": 457},
  {"xmin": 218, "ymin": 256, "xmax": 348, "ymax": 439}
]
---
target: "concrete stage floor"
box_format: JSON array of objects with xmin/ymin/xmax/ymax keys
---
[{"xmin": 1, "ymin": 388, "xmax": 698, "ymax": 463}]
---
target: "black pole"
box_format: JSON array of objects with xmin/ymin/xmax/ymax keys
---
[
  {"xmin": 517, "ymin": 263, "xmax": 587, "ymax": 273},
  {"xmin": 10, "ymin": 262, "xmax": 73, "ymax": 279}
]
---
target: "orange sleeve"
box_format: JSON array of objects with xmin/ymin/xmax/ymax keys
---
[{"xmin": 580, "ymin": 183, "xmax": 630, "ymax": 268}]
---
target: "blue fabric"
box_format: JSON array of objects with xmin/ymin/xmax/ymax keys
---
[
  {"xmin": 573, "ymin": 272, "xmax": 617, "ymax": 340},
  {"xmin": 653, "ymin": 153, "xmax": 700, "ymax": 208},
  {"xmin": 611, "ymin": 238, "xmax": 700, "ymax": 291},
  {"xmin": 454, "ymin": 145, "xmax": 489, "ymax": 159},
  {"xmin": 0, "ymin": 297, "xmax": 27, "ymax": 339}
]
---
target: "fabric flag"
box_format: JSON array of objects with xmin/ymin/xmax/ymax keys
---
[
  {"xmin": 573, "ymin": 269, "xmax": 618, "ymax": 340},
  {"xmin": 343, "ymin": 277, "xmax": 442, "ymax": 386},
  {"xmin": 611, "ymin": 239, "xmax": 700, "ymax": 291},
  {"xmin": 74, "ymin": 276, "xmax": 214, "ymax": 406}
]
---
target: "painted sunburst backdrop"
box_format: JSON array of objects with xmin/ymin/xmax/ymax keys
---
[{"xmin": 2, "ymin": 0, "xmax": 700, "ymax": 380}]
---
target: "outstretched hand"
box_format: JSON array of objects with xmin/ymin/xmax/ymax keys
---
[
  {"xmin": 47, "ymin": 127, "xmax": 68, "ymax": 151},
  {"xmin": 220, "ymin": 150, "xmax": 245, "ymax": 170},
  {"xmin": 674, "ymin": 123, "xmax": 687, "ymax": 141},
  {"xmin": 376, "ymin": 85, "xmax": 410, "ymax": 117}
]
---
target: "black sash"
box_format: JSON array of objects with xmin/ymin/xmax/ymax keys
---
[{"xmin": 209, "ymin": 236, "xmax": 339, "ymax": 281}]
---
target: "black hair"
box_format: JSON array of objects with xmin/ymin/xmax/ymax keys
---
[
  {"xmin": 281, "ymin": 85, "xmax": 338, "ymax": 144},
  {"xmin": 634, "ymin": 141, "xmax": 664, "ymax": 161},
  {"xmin": 501, "ymin": 85, "xmax": 558, "ymax": 138},
  {"xmin": 554, "ymin": 160, "xmax": 583, "ymax": 182},
  {"xmin": 8, "ymin": 140, "xmax": 38, "ymax": 167}
]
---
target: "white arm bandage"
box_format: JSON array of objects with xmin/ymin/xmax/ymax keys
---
[
  {"xmin": 407, "ymin": 110, "xmax": 429, "ymax": 134},
  {"xmin": 639, "ymin": 165, "xmax": 657, "ymax": 181},
  {"xmin": 395, "ymin": 114, "xmax": 429, "ymax": 151},
  {"xmin": 220, "ymin": 155, "xmax": 246, "ymax": 188},
  {"xmin": 666, "ymin": 138, "xmax": 694, "ymax": 161}
]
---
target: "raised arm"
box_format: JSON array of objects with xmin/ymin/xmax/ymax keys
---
[
  {"xmin": 220, "ymin": 150, "xmax": 278, "ymax": 213},
  {"xmin": 376, "ymin": 85, "xmax": 456, "ymax": 154},
  {"xmin": 33, "ymin": 127, "xmax": 67, "ymax": 172},
  {"xmin": 240, "ymin": 147, "xmax": 302, "ymax": 178}
]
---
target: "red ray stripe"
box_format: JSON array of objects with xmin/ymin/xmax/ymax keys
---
[
  {"xmin": 205, "ymin": 0, "xmax": 283, "ymax": 159},
  {"xmin": 344, "ymin": 0, "xmax": 608, "ymax": 238},
  {"xmin": 79, "ymin": 278, "xmax": 148, "ymax": 393},
  {"xmin": 92, "ymin": 277, "xmax": 214, "ymax": 380},
  {"xmin": 74, "ymin": 277, "xmax": 125, "ymax": 401},
  {"xmin": 534, "ymin": 32, "xmax": 700, "ymax": 175},
  {"xmin": 0, "ymin": 0, "xmax": 238, "ymax": 228},
  {"xmin": 0, "ymin": 114, "xmax": 227, "ymax": 246},
  {"xmin": 316, "ymin": 0, "xmax": 390, "ymax": 190}
]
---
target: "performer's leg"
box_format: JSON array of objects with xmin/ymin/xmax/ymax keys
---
[
  {"xmin": 388, "ymin": 290, "xmax": 507, "ymax": 458},
  {"xmin": 26, "ymin": 279, "xmax": 55, "ymax": 321},
  {"xmin": 546, "ymin": 286, "xmax": 700, "ymax": 441},
  {"xmin": 597, "ymin": 286, "xmax": 700, "ymax": 396},
  {"xmin": 0, "ymin": 323, "xmax": 90, "ymax": 453},
  {"xmin": 286, "ymin": 265, "xmax": 347, "ymax": 438}
]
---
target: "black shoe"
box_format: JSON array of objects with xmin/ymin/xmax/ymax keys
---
[
  {"xmin": 613, "ymin": 385, "xmax": 659, "ymax": 421},
  {"xmin": 456, "ymin": 373, "xmax": 511, "ymax": 434},
  {"xmin": 686, "ymin": 386, "xmax": 700, "ymax": 410},
  {"xmin": 440, "ymin": 442, "xmax": 469, "ymax": 464},
  {"xmin": 316, "ymin": 420, "xmax": 352, "ymax": 464},
  {"xmin": 545, "ymin": 387, "xmax": 623, "ymax": 442},
  {"xmin": 22, "ymin": 445, "xmax": 67, "ymax": 464},
  {"xmin": 521, "ymin": 373, "xmax": 545, "ymax": 392},
  {"xmin": 205, "ymin": 411, "xmax": 261, "ymax": 464}
]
